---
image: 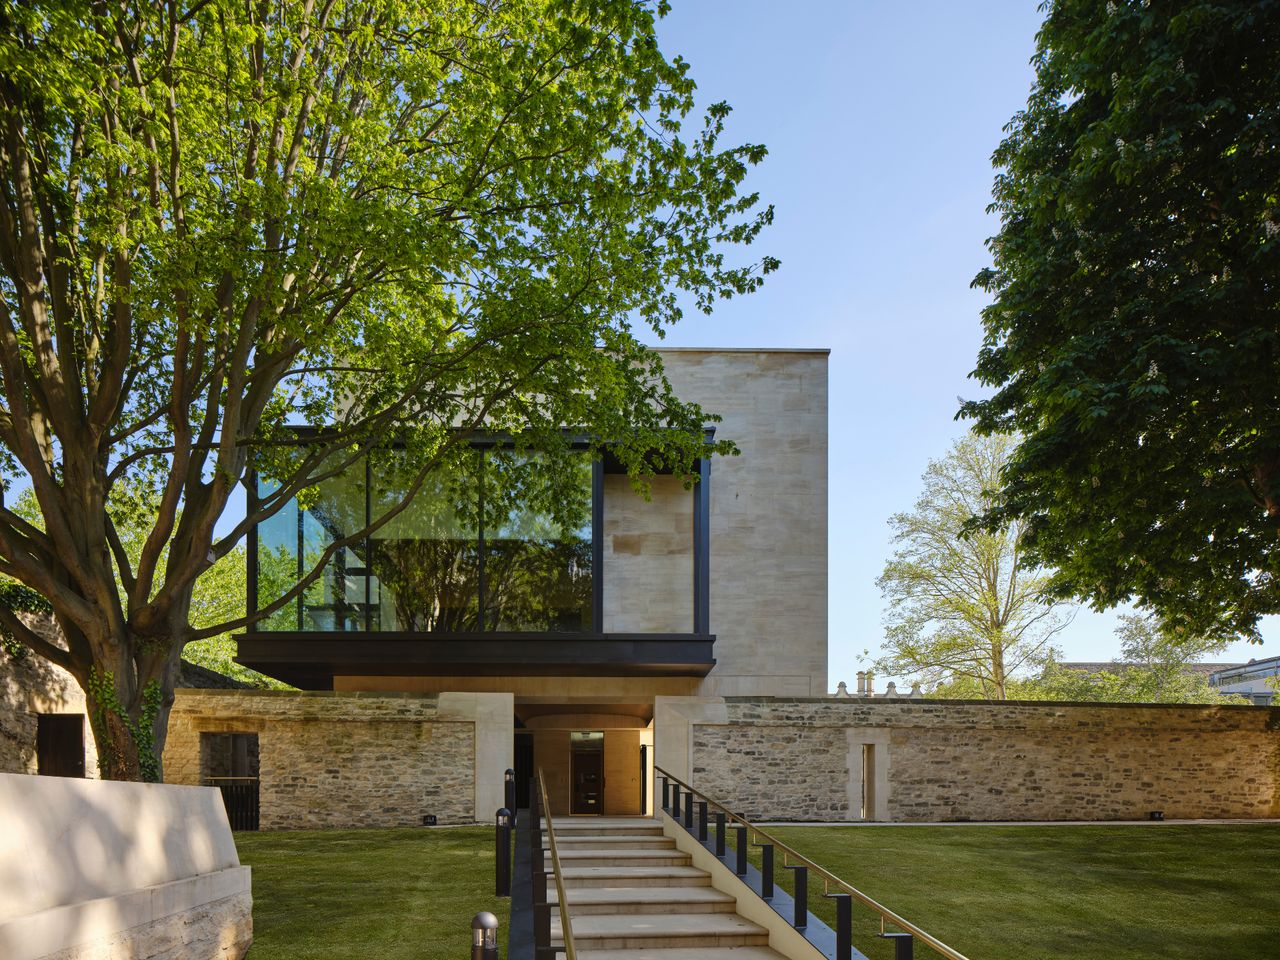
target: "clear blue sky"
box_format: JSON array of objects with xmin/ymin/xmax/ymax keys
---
[{"xmin": 650, "ymin": 0, "xmax": 1276, "ymax": 686}]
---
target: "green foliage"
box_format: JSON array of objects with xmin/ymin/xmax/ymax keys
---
[
  {"xmin": 876, "ymin": 433, "xmax": 1072, "ymax": 698},
  {"xmin": 965, "ymin": 0, "xmax": 1280, "ymax": 641},
  {"xmin": 0, "ymin": 0, "xmax": 773, "ymax": 774},
  {"xmin": 0, "ymin": 579, "xmax": 51, "ymax": 658},
  {"xmin": 931, "ymin": 613, "xmax": 1246, "ymax": 704}
]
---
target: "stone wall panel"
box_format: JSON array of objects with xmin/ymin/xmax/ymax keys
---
[
  {"xmin": 687, "ymin": 698, "xmax": 1280, "ymax": 822},
  {"xmin": 164, "ymin": 690, "xmax": 475, "ymax": 829}
]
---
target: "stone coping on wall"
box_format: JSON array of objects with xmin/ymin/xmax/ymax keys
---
[
  {"xmin": 728, "ymin": 694, "xmax": 1280, "ymax": 710},
  {"xmin": 173, "ymin": 687, "xmax": 443, "ymax": 699},
  {"xmin": 713, "ymin": 696, "xmax": 1280, "ymax": 733}
]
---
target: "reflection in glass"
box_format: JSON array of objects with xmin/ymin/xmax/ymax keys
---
[
  {"xmin": 484, "ymin": 451, "xmax": 592, "ymax": 632},
  {"xmin": 369, "ymin": 449, "xmax": 481, "ymax": 631},
  {"xmin": 254, "ymin": 445, "xmax": 594, "ymax": 633}
]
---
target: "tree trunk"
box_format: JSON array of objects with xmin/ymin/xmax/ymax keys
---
[{"xmin": 81, "ymin": 634, "xmax": 182, "ymax": 782}]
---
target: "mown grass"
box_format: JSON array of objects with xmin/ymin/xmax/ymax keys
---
[
  {"xmin": 767, "ymin": 824, "xmax": 1280, "ymax": 960},
  {"xmin": 235, "ymin": 826, "xmax": 509, "ymax": 960}
]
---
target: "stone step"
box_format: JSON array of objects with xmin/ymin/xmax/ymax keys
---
[
  {"xmin": 560, "ymin": 865, "xmax": 711, "ymax": 889},
  {"xmin": 555, "ymin": 824, "xmax": 665, "ymax": 839},
  {"xmin": 554, "ymin": 835, "xmax": 677, "ymax": 850},
  {"xmin": 553, "ymin": 848, "xmax": 690, "ymax": 869},
  {"xmin": 548, "ymin": 885, "xmax": 738, "ymax": 915},
  {"xmin": 552, "ymin": 913, "xmax": 769, "ymax": 950},
  {"xmin": 570, "ymin": 948, "xmax": 787, "ymax": 960}
]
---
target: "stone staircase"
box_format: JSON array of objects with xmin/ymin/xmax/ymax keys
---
[{"xmin": 547, "ymin": 816, "xmax": 787, "ymax": 959}]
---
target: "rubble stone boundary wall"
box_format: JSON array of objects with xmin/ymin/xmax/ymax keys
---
[
  {"xmin": 670, "ymin": 697, "xmax": 1280, "ymax": 822},
  {"xmin": 164, "ymin": 689, "xmax": 512, "ymax": 830}
]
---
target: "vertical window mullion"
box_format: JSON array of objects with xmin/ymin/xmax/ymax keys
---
[{"xmin": 477, "ymin": 447, "xmax": 486, "ymax": 632}]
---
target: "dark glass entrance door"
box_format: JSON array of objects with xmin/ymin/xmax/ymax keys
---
[{"xmin": 570, "ymin": 731, "xmax": 604, "ymax": 814}]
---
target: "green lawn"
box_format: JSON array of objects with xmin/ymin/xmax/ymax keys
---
[
  {"xmin": 235, "ymin": 826, "xmax": 509, "ymax": 960},
  {"xmin": 769, "ymin": 824, "xmax": 1280, "ymax": 960}
]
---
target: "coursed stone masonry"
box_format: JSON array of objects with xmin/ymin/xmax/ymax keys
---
[
  {"xmin": 686, "ymin": 697, "xmax": 1280, "ymax": 822},
  {"xmin": 164, "ymin": 690, "xmax": 479, "ymax": 829}
]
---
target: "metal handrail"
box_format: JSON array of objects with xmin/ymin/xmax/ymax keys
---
[
  {"xmin": 655, "ymin": 765, "xmax": 972, "ymax": 960},
  {"xmin": 536, "ymin": 767, "xmax": 577, "ymax": 960}
]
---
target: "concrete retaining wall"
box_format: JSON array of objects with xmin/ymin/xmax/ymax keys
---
[
  {"xmin": 664, "ymin": 697, "xmax": 1280, "ymax": 822},
  {"xmin": 0, "ymin": 772, "xmax": 251, "ymax": 960}
]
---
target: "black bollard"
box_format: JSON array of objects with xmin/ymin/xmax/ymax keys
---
[
  {"xmin": 504, "ymin": 768, "xmax": 516, "ymax": 822},
  {"xmin": 784, "ymin": 864, "xmax": 808, "ymax": 928},
  {"xmin": 472, "ymin": 911, "xmax": 500, "ymax": 960},
  {"xmin": 882, "ymin": 933, "xmax": 915, "ymax": 960},
  {"xmin": 495, "ymin": 808, "xmax": 512, "ymax": 897},
  {"xmin": 828, "ymin": 893, "xmax": 852, "ymax": 960}
]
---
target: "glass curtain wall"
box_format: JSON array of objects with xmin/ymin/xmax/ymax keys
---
[{"xmin": 254, "ymin": 447, "xmax": 593, "ymax": 633}]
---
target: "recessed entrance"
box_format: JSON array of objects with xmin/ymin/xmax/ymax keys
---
[{"xmin": 570, "ymin": 731, "xmax": 604, "ymax": 814}]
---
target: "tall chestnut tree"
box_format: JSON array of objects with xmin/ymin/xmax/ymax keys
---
[
  {"xmin": 0, "ymin": 0, "xmax": 774, "ymax": 779},
  {"xmin": 965, "ymin": 0, "xmax": 1280, "ymax": 642}
]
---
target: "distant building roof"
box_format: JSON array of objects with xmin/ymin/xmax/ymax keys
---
[
  {"xmin": 1208, "ymin": 656, "xmax": 1280, "ymax": 683},
  {"xmin": 1056, "ymin": 662, "xmax": 1242, "ymax": 678}
]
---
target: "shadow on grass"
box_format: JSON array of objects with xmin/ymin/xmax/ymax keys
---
[{"xmin": 236, "ymin": 826, "xmax": 509, "ymax": 960}]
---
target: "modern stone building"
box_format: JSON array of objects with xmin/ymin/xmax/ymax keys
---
[
  {"xmin": 214, "ymin": 347, "xmax": 829, "ymax": 820},
  {"xmin": 7, "ymin": 346, "xmax": 1279, "ymax": 827}
]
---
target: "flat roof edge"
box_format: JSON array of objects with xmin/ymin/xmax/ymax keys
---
[{"xmin": 652, "ymin": 346, "xmax": 831, "ymax": 355}]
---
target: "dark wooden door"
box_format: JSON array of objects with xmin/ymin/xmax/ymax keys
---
[
  {"xmin": 570, "ymin": 750, "xmax": 603, "ymax": 814},
  {"xmin": 37, "ymin": 714, "xmax": 85, "ymax": 778},
  {"xmin": 514, "ymin": 731, "xmax": 534, "ymax": 810}
]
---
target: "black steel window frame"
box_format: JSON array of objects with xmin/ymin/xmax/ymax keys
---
[{"xmin": 245, "ymin": 429, "xmax": 713, "ymax": 637}]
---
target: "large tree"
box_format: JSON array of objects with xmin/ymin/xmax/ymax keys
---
[
  {"xmin": 0, "ymin": 0, "xmax": 774, "ymax": 779},
  {"xmin": 876, "ymin": 433, "xmax": 1073, "ymax": 699},
  {"xmin": 964, "ymin": 0, "xmax": 1280, "ymax": 642}
]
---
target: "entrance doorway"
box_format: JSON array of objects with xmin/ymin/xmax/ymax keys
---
[{"xmin": 570, "ymin": 731, "xmax": 604, "ymax": 814}]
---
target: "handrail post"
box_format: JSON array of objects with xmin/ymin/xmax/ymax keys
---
[
  {"xmin": 760, "ymin": 843, "xmax": 774, "ymax": 899},
  {"xmin": 661, "ymin": 777, "xmax": 670, "ymax": 810},
  {"xmin": 883, "ymin": 933, "xmax": 915, "ymax": 960},
  {"xmin": 697, "ymin": 800, "xmax": 708, "ymax": 840},
  {"xmin": 650, "ymin": 767, "xmax": 969, "ymax": 960},
  {"xmin": 828, "ymin": 893, "xmax": 852, "ymax": 960},
  {"xmin": 785, "ymin": 865, "xmax": 808, "ymax": 929}
]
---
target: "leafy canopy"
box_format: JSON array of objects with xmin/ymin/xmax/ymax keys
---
[
  {"xmin": 965, "ymin": 0, "xmax": 1280, "ymax": 641},
  {"xmin": 0, "ymin": 0, "xmax": 774, "ymax": 775}
]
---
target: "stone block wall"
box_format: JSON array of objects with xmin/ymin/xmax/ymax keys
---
[
  {"xmin": 685, "ymin": 697, "xmax": 1280, "ymax": 822},
  {"xmin": 0, "ymin": 639, "xmax": 98, "ymax": 779},
  {"xmin": 165, "ymin": 690, "xmax": 478, "ymax": 829}
]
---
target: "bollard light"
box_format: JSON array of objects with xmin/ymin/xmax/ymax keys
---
[
  {"xmin": 504, "ymin": 768, "xmax": 516, "ymax": 818},
  {"xmin": 472, "ymin": 911, "xmax": 499, "ymax": 960},
  {"xmin": 495, "ymin": 808, "xmax": 513, "ymax": 897}
]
